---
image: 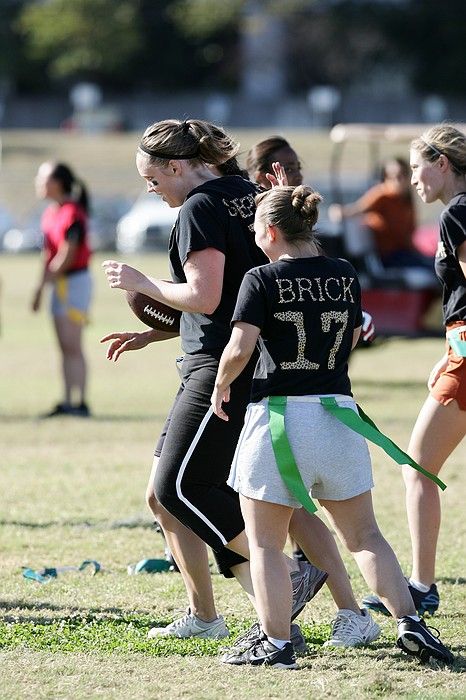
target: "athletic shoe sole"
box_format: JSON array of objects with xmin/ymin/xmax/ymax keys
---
[{"xmin": 397, "ymin": 630, "xmax": 454, "ymax": 664}]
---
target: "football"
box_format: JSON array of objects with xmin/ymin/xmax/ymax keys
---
[{"xmin": 125, "ymin": 291, "xmax": 181, "ymax": 332}]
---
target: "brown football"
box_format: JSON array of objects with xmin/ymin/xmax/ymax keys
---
[{"xmin": 125, "ymin": 291, "xmax": 181, "ymax": 332}]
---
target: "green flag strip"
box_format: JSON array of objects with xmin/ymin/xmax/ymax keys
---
[
  {"xmin": 319, "ymin": 396, "xmax": 446, "ymax": 491},
  {"xmin": 267, "ymin": 395, "xmax": 446, "ymax": 515},
  {"xmin": 268, "ymin": 396, "xmax": 318, "ymax": 514}
]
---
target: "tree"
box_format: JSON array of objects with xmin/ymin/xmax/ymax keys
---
[
  {"xmin": 6, "ymin": 0, "xmax": 466, "ymax": 98},
  {"xmin": 18, "ymin": 0, "xmax": 142, "ymax": 84},
  {"xmin": 132, "ymin": 0, "xmax": 241, "ymax": 91},
  {"xmin": 380, "ymin": 0, "xmax": 466, "ymax": 97}
]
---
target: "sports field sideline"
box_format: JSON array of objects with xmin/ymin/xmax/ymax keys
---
[{"xmin": 0, "ymin": 249, "xmax": 464, "ymax": 699}]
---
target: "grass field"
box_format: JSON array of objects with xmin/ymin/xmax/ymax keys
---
[{"xmin": 0, "ymin": 251, "xmax": 465, "ymax": 699}]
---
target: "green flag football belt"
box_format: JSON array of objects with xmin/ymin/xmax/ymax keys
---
[{"xmin": 267, "ymin": 395, "xmax": 447, "ymax": 515}]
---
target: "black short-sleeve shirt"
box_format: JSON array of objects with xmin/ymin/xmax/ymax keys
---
[
  {"xmin": 232, "ymin": 256, "xmax": 363, "ymax": 402},
  {"xmin": 169, "ymin": 176, "xmax": 267, "ymax": 354},
  {"xmin": 434, "ymin": 193, "xmax": 466, "ymax": 324}
]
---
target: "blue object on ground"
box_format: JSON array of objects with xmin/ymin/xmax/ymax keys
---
[{"xmin": 22, "ymin": 560, "xmax": 102, "ymax": 583}]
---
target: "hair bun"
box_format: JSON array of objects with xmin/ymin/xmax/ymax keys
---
[{"xmin": 291, "ymin": 185, "xmax": 322, "ymax": 227}]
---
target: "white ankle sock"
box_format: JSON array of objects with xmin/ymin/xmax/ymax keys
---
[
  {"xmin": 398, "ymin": 615, "xmax": 421, "ymax": 623},
  {"xmin": 267, "ymin": 636, "xmax": 289, "ymax": 649},
  {"xmin": 408, "ymin": 578, "xmax": 430, "ymax": 593}
]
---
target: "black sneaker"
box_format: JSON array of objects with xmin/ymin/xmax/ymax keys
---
[
  {"xmin": 222, "ymin": 634, "xmax": 298, "ymax": 669},
  {"xmin": 397, "ymin": 617, "xmax": 454, "ymax": 664},
  {"xmin": 363, "ymin": 582, "xmax": 440, "ymax": 617},
  {"xmin": 221, "ymin": 622, "xmax": 307, "ymax": 661},
  {"xmin": 42, "ymin": 402, "xmax": 75, "ymax": 418},
  {"xmin": 71, "ymin": 402, "xmax": 91, "ymax": 417},
  {"xmin": 408, "ymin": 583, "xmax": 439, "ymax": 615},
  {"xmin": 292, "ymin": 547, "xmax": 310, "ymax": 564}
]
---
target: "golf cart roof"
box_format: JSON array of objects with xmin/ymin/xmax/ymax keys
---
[{"xmin": 330, "ymin": 123, "xmax": 466, "ymax": 144}]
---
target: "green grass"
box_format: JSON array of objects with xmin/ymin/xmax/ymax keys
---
[{"xmin": 1, "ymin": 252, "xmax": 465, "ymax": 699}]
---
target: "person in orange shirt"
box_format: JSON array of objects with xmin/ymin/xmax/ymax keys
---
[{"xmin": 329, "ymin": 157, "xmax": 434, "ymax": 270}]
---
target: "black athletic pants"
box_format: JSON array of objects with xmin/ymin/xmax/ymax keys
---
[{"xmin": 153, "ymin": 352, "xmax": 255, "ymax": 576}]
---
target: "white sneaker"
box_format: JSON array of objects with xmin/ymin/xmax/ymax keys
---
[
  {"xmin": 148, "ymin": 611, "xmax": 229, "ymax": 639},
  {"xmin": 324, "ymin": 608, "xmax": 380, "ymax": 647}
]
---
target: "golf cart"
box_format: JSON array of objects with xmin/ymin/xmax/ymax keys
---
[{"xmin": 320, "ymin": 123, "xmax": 445, "ymax": 338}]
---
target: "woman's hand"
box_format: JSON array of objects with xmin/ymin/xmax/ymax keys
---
[
  {"xmin": 100, "ymin": 330, "xmax": 156, "ymax": 362},
  {"xmin": 211, "ymin": 384, "xmax": 230, "ymax": 421},
  {"xmin": 102, "ymin": 260, "xmax": 148, "ymax": 293},
  {"xmin": 266, "ymin": 161, "xmax": 288, "ymax": 188},
  {"xmin": 428, "ymin": 354, "xmax": 448, "ymax": 390},
  {"xmin": 31, "ymin": 288, "xmax": 42, "ymax": 312}
]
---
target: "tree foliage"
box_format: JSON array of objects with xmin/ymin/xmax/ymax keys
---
[
  {"xmin": 132, "ymin": 0, "xmax": 240, "ymax": 91},
  {"xmin": 378, "ymin": 0, "xmax": 466, "ymax": 97},
  {"xmin": 2, "ymin": 0, "xmax": 465, "ymax": 98},
  {"xmin": 168, "ymin": 0, "xmax": 243, "ymax": 38},
  {"xmin": 18, "ymin": 0, "xmax": 141, "ymax": 81}
]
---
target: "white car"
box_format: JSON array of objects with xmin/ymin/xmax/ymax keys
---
[{"xmin": 116, "ymin": 193, "xmax": 179, "ymax": 253}]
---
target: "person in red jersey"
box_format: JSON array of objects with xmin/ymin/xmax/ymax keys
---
[{"xmin": 32, "ymin": 162, "xmax": 92, "ymax": 417}]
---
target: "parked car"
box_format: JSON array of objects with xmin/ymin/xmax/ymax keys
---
[{"xmin": 116, "ymin": 193, "xmax": 179, "ymax": 253}]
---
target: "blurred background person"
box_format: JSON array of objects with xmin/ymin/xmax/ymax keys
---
[
  {"xmin": 246, "ymin": 136, "xmax": 303, "ymax": 189},
  {"xmin": 31, "ymin": 162, "xmax": 92, "ymax": 417},
  {"xmin": 328, "ymin": 157, "xmax": 435, "ymax": 271}
]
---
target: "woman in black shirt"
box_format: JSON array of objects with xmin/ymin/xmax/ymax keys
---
[
  {"xmin": 212, "ymin": 184, "xmax": 453, "ymax": 667},
  {"xmin": 365, "ymin": 125, "xmax": 466, "ymax": 618},
  {"xmin": 102, "ymin": 119, "xmax": 326, "ymax": 641}
]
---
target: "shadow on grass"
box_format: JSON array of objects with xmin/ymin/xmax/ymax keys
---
[
  {"xmin": 0, "ymin": 414, "xmax": 161, "ymax": 423},
  {"xmin": 437, "ymin": 577, "xmax": 466, "ymax": 585},
  {"xmin": 0, "ymin": 518, "xmax": 156, "ymax": 530},
  {"xmin": 0, "ymin": 600, "xmax": 155, "ymax": 627}
]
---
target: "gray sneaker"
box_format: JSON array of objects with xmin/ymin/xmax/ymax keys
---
[
  {"xmin": 148, "ymin": 611, "xmax": 229, "ymax": 639},
  {"xmin": 220, "ymin": 622, "xmax": 307, "ymax": 661},
  {"xmin": 291, "ymin": 560, "xmax": 328, "ymax": 621},
  {"xmin": 324, "ymin": 608, "xmax": 380, "ymax": 647},
  {"xmin": 222, "ymin": 635, "xmax": 298, "ymax": 669}
]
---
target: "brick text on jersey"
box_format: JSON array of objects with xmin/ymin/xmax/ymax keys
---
[{"xmin": 275, "ymin": 276, "xmax": 356, "ymax": 304}]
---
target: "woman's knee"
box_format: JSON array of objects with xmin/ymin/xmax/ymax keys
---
[
  {"xmin": 245, "ymin": 522, "xmax": 288, "ymax": 552},
  {"xmin": 145, "ymin": 482, "xmax": 158, "ymax": 513},
  {"xmin": 146, "ymin": 483, "xmax": 178, "ymax": 529},
  {"xmin": 153, "ymin": 469, "xmax": 178, "ymax": 514},
  {"xmin": 402, "ymin": 464, "xmax": 439, "ymax": 493},
  {"xmin": 340, "ymin": 523, "xmax": 382, "ymax": 554}
]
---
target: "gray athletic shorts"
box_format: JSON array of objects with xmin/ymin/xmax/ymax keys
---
[
  {"xmin": 51, "ymin": 269, "xmax": 92, "ymax": 325},
  {"xmin": 228, "ymin": 395, "xmax": 374, "ymax": 507}
]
